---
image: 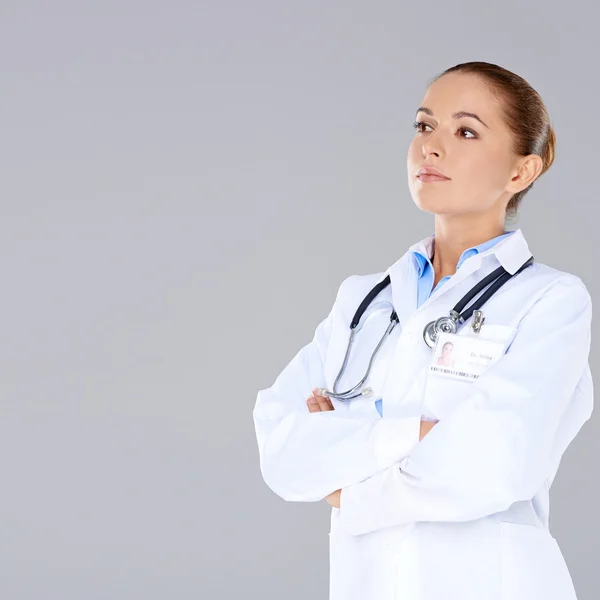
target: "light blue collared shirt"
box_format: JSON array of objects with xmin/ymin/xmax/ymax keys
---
[{"xmin": 374, "ymin": 230, "xmax": 515, "ymax": 417}]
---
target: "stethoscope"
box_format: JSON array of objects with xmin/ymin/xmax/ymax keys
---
[{"xmin": 317, "ymin": 256, "xmax": 534, "ymax": 401}]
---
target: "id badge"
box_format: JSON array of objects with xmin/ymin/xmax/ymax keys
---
[{"xmin": 429, "ymin": 331, "xmax": 506, "ymax": 382}]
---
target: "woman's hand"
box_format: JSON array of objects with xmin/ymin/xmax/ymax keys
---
[
  {"xmin": 419, "ymin": 419, "xmax": 438, "ymax": 440},
  {"xmin": 325, "ymin": 489, "xmax": 341, "ymax": 508},
  {"xmin": 307, "ymin": 388, "xmax": 335, "ymax": 412}
]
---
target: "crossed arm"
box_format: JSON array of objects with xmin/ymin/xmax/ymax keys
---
[
  {"xmin": 255, "ymin": 277, "xmax": 592, "ymax": 535},
  {"xmin": 306, "ymin": 388, "xmax": 437, "ymax": 508}
]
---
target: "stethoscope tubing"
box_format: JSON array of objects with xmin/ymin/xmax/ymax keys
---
[{"xmin": 320, "ymin": 255, "xmax": 534, "ymax": 401}]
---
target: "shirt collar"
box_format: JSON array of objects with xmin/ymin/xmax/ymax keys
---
[
  {"xmin": 411, "ymin": 230, "xmax": 517, "ymax": 277},
  {"xmin": 385, "ymin": 228, "xmax": 533, "ymax": 329}
]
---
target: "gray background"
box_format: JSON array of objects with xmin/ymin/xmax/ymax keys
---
[{"xmin": 0, "ymin": 1, "xmax": 597, "ymax": 599}]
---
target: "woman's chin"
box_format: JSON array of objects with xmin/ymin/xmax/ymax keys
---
[
  {"xmin": 412, "ymin": 193, "xmax": 472, "ymax": 216},
  {"xmin": 413, "ymin": 198, "xmax": 456, "ymax": 215}
]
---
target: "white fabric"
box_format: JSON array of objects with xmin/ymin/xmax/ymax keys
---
[{"xmin": 253, "ymin": 228, "xmax": 593, "ymax": 600}]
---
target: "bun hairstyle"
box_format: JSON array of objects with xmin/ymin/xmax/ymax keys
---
[{"xmin": 432, "ymin": 62, "xmax": 556, "ymax": 218}]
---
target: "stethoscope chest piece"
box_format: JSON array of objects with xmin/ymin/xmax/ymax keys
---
[
  {"xmin": 422, "ymin": 310, "xmax": 464, "ymax": 349},
  {"xmin": 422, "ymin": 321, "xmax": 438, "ymax": 349}
]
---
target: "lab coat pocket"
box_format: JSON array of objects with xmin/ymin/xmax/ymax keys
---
[{"xmin": 422, "ymin": 325, "xmax": 518, "ymax": 421}]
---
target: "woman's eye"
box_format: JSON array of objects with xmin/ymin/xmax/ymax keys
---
[
  {"xmin": 458, "ymin": 127, "xmax": 477, "ymax": 139},
  {"xmin": 412, "ymin": 121, "xmax": 477, "ymax": 139},
  {"xmin": 412, "ymin": 121, "xmax": 431, "ymax": 133}
]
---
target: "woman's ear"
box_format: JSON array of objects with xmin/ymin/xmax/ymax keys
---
[{"xmin": 506, "ymin": 154, "xmax": 544, "ymax": 194}]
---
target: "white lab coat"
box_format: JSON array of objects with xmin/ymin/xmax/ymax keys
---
[{"xmin": 253, "ymin": 228, "xmax": 593, "ymax": 600}]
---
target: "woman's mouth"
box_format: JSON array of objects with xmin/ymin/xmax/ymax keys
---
[
  {"xmin": 417, "ymin": 174, "xmax": 451, "ymax": 183},
  {"xmin": 416, "ymin": 166, "xmax": 451, "ymax": 183}
]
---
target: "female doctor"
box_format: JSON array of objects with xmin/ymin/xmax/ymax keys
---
[{"xmin": 253, "ymin": 61, "xmax": 593, "ymax": 600}]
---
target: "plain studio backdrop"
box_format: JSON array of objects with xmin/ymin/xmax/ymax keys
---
[{"xmin": 0, "ymin": 1, "xmax": 597, "ymax": 599}]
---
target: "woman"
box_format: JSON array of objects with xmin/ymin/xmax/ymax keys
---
[
  {"xmin": 436, "ymin": 341, "xmax": 456, "ymax": 368},
  {"xmin": 253, "ymin": 62, "xmax": 593, "ymax": 599}
]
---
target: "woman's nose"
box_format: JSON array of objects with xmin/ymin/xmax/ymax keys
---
[{"xmin": 422, "ymin": 133, "xmax": 443, "ymax": 158}]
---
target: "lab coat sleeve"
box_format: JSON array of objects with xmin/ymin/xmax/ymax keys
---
[
  {"xmin": 253, "ymin": 276, "xmax": 422, "ymax": 502},
  {"xmin": 336, "ymin": 277, "xmax": 593, "ymax": 535}
]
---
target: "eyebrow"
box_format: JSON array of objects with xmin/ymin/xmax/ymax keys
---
[{"xmin": 415, "ymin": 106, "xmax": 489, "ymax": 129}]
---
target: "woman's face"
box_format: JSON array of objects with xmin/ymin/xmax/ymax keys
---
[
  {"xmin": 407, "ymin": 73, "xmax": 519, "ymax": 217},
  {"xmin": 442, "ymin": 343, "xmax": 453, "ymax": 356}
]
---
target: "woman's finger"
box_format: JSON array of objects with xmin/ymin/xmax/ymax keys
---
[
  {"xmin": 313, "ymin": 388, "xmax": 335, "ymax": 411},
  {"xmin": 307, "ymin": 389, "xmax": 335, "ymax": 412},
  {"xmin": 307, "ymin": 391, "xmax": 321, "ymax": 412},
  {"xmin": 315, "ymin": 393, "xmax": 334, "ymax": 411}
]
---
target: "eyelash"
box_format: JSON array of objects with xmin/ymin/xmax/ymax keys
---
[{"xmin": 412, "ymin": 120, "xmax": 478, "ymax": 139}]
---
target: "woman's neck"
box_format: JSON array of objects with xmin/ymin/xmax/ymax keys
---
[{"xmin": 430, "ymin": 219, "xmax": 507, "ymax": 284}]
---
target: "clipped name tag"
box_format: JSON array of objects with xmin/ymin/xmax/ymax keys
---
[{"xmin": 429, "ymin": 331, "xmax": 506, "ymax": 382}]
